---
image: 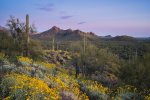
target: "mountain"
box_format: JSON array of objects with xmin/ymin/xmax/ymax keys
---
[
  {"xmin": 32, "ymin": 26, "xmax": 98, "ymax": 41},
  {"xmin": 0, "ymin": 26, "xmax": 8, "ymax": 32},
  {"xmin": 0, "ymin": 26, "xmax": 11, "ymax": 36},
  {"xmin": 104, "ymin": 35, "xmax": 112, "ymax": 38},
  {"xmin": 110, "ymin": 35, "xmax": 137, "ymax": 41},
  {"xmin": 99, "ymin": 35, "xmax": 113, "ymax": 40},
  {"xmin": 0, "ymin": 26, "xmax": 6, "ymax": 31}
]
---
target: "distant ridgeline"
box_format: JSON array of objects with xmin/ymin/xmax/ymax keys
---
[
  {"xmin": 0, "ymin": 25, "xmax": 150, "ymax": 60},
  {"xmin": 31, "ymin": 26, "xmax": 150, "ymax": 60}
]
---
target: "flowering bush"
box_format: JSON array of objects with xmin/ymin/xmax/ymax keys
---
[
  {"xmin": 1, "ymin": 73, "xmax": 60, "ymax": 100},
  {"xmin": 79, "ymin": 80, "xmax": 109, "ymax": 100},
  {"xmin": 46, "ymin": 72, "xmax": 89, "ymax": 100},
  {"xmin": 0, "ymin": 56, "xmax": 89, "ymax": 100},
  {"xmin": 35, "ymin": 61, "xmax": 56, "ymax": 70},
  {"xmin": 17, "ymin": 56, "xmax": 32, "ymax": 66},
  {"xmin": 61, "ymin": 91, "xmax": 78, "ymax": 100},
  {"xmin": 1, "ymin": 56, "xmax": 148, "ymax": 100}
]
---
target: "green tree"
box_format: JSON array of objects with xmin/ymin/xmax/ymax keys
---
[
  {"xmin": 119, "ymin": 52, "xmax": 150, "ymax": 89},
  {"xmin": 0, "ymin": 31, "xmax": 14, "ymax": 55},
  {"xmin": 6, "ymin": 15, "xmax": 36, "ymax": 56}
]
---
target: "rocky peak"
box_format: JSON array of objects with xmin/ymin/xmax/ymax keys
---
[
  {"xmin": 88, "ymin": 32, "xmax": 95, "ymax": 36},
  {"xmin": 50, "ymin": 26, "xmax": 61, "ymax": 32},
  {"xmin": 65, "ymin": 29, "xmax": 73, "ymax": 33},
  {"xmin": 74, "ymin": 30, "xmax": 82, "ymax": 34},
  {"xmin": 105, "ymin": 35, "xmax": 112, "ymax": 38}
]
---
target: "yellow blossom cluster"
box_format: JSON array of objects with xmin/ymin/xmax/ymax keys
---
[
  {"xmin": 47, "ymin": 73, "xmax": 89, "ymax": 100},
  {"xmin": 82, "ymin": 80, "xmax": 109, "ymax": 94},
  {"xmin": 18, "ymin": 56, "xmax": 32, "ymax": 64},
  {"xmin": 57, "ymin": 73, "xmax": 89, "ymax": 100},
  {"xmin": 4, "ymin": 73, "xmax": 60, "ymax": 100},
  {"xmin": 38, "ymin": 62, "xmax": 56, "ymax": 69}
]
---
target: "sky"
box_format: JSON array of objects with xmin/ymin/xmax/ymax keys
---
[{"xmin": 0, "ymin": 0, "xmax": 150, "ymax": 37}]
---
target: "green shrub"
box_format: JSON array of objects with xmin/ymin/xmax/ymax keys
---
[
  {"xmin": 0, "ymin": 76, "xmax": 17, "ymax": 98},
  {"xmin": 79, "ymin": 80, "xmax": 109, "ymax": 100}
]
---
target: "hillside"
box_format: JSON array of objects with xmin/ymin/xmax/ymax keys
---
[
  {"xmin": 0, "ymin": 26, "xmax": 10, "ymax": 35},
  {"xmin": 32, "ymin": 26, "xmax": 98, "ymax": 41},
  {"xmin": 110, "ymin": 35, "xmax": 137, "ymax": 41},
  {"xmin": 0, "ymin": 53, "xmax": 148, "ymax": 100},
  {"xmin": 1, "ymin": 0, "xmax": 150, "ymax": 99},
  {"xmin": 1, "ymin": 25, "xmax": 150, "ymax": 60},
  {"xmin": 0, "ymin": 25, "xmax": 150, "ymax": 100},
  {"xmin": 31, "ymin": 27, "xmax": 150, "ymax": 60}
]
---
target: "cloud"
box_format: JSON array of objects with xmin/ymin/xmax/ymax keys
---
[
  {"xmin": 60, "ymin": 16, "xmax": 73, "ymax": 19},
  {"xmin": 38, "ymin": 7, "xmax": 53, "ymax": 11},
  {"xmin": 77, "ymin": 21, "xmax": 86, "ymax": 25},
  {"xmin": 36, "ymin": 3, "xmax": 54, "ymax": 12},
  {"xmin": 59, "ymin": 11, "xmax": 67, "ymax": 14}
]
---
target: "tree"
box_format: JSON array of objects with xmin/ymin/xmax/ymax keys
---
[
  {"xmin": 52, "ymin": 35, "xmax": 55, "ymax": 51},
  {"xmin": 6, "ymin": 15, "xmax": 36, "ymax": 56},
  {"xmin": 119, "ymin": 52, "xmax": 150, "ymax": 89},
  {"xmin": 6, "ymin": 16, "xmax": 25, "ymax": 55},
  {"xmin": 0, "ymin": 30, "xmax": 14, "ymax": 55}
]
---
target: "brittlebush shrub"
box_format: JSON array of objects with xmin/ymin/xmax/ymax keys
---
[
  {"xmin": 0, "ymin": 73, "xmax": 60, "ymax": 100},
  {"xmin": 0, "ymin": 76, "xmax": 17, "ymax": 98},
  {"xmin": 17, "ymin": 56, "xmax": 33, "ymax": 66},
  {"xmin": 46, "ymin": 73, "xmax": 89, "ymax": 100},
  {"xmin": 79, "ymin": 80, "xmax": 109, "ymax": 100}
]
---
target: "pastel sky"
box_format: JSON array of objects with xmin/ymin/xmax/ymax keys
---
[{"xmin": 0, "ymin": 0, "xmax": 150, "ymax": 37}]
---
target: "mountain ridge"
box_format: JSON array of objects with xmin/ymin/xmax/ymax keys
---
[{"xmin": 32, "ymin": 26, "xmax": 98, "ymax": 41}]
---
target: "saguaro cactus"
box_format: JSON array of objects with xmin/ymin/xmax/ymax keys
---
[
  {"xmin": 82, "ymin": 33, "xmax": 86, "ymax": 77},
  {"xmin": 26, "ymin": 14, "xmax": 29, "ymax": 56},
  {"xmin": 52, "ymin": 35, "xmax": 55, "ymax": 51},
  {"xmin": 83, "ymin": 33, "xmax": 86, "ymax": 53}
]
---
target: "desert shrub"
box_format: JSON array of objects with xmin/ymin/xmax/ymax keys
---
[
  {"xmin": 0, "ymin": 56, "xmax": 16, "ymax": 74},
  {"xmin": 0, "ymin": 52, "xmax": 10, "ymax": 67},
  {"xmin": 0, "ymin": 64, "xmax": 14, "ymax": 73},
  {"xmin": 0, "ymin": 52, "xmax": 5, "ymax": 61},
  {"xmin": 43, "ymin": 50, "xmax": 71, "ymax": 65},
  {"xmin": 145, "ymin": 94, "xmax": 150, "ymax": 100},
  {"xmin": 110, "ymin": 85, "xmax": 142, "ymax": 100},
  {"xmin": 28, "ymin": 39, "xmax": 44, "ymax": 61},
  {"xmin": 91, "ymin": 71, "xmax": 119, "ymax": 87},
  {"xmin": 61, "ymin": 91, "xmax": 78, "ymax": 100},
  {"xmin": 1, "ymin": 73, "xmax": 60, "ymax": 100},
  {"xmin": 7, "ymin": 56, "xmax": 18, "ymax": 64},
  {"xmin": 119, "ymin": 53, "xmax": 150, "ymax": 89},
  {"xmin": 17, "ymin": 56, "xmax": 33, "ymax": 66},
  {"xmin": 79, "ymin": 80, "xmax": 109, "ymax": 100},
  {"xmin": 46, "ymin": 73, "xmax": 89, "ymax": 100},
  {"xmin": 0, "ymin": 76, "xmax": 17, "ymax": 98},
  {"xmin": 33, "ymin": 61, "xmax": 57, "ymax": 76}
]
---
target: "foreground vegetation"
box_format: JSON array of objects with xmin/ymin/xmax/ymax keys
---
[
  {"xmin": 0, "ymin": 15, "xmax": 150, "ymax": 100},
  {"xmin": 0, "ymin": 53, "xmax": 150, "ymax": 100}
]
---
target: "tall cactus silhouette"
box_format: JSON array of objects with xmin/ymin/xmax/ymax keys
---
[
  {"xmin": 83, "ymin": 33, "xmax": 86, "ymax": 53},
  {"xmin": 52, "ymin": 35, "xmax": 55, "ymax": 51},
  {"xmin": 82, "ymin": 33, "xmax": 86, "ymax": 77},
  {"xmin": 26, "ymin": 14, "xmax": 29, "ymax": 56}
]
